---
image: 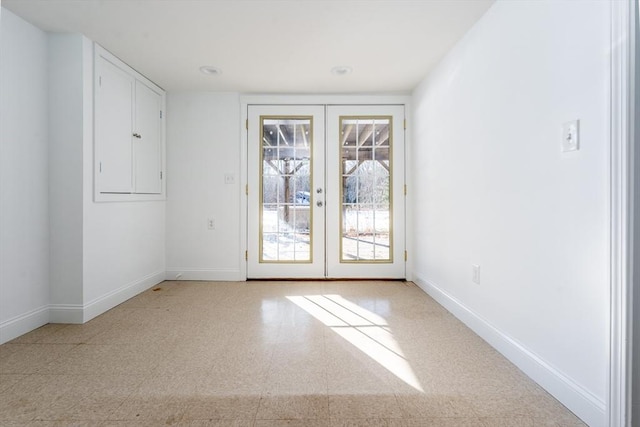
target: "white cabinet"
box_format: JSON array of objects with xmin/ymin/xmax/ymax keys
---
[
  {"xmin": 134, "ymin": 81, "xmax": 162, "ymax": 194},
  {"xmin": 94, "ymin": 45, "xmax": 165, "ymax": 200},
  {"xmin": 95, "ymin": 57, "xmax": 134, "ymax": 193}
]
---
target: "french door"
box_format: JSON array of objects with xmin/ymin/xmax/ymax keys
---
[{"xmin": 247, "ymin": 104, "xmax": 405, "ymax": 279}]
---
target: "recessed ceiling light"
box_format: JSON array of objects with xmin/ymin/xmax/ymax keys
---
[
  {"xmin": 331, "ymin": 66, "xmax": 352, "ymax": 76},
  {"xmin": 200, "ymin": 66, "xmax": 222, "ymax": 76}
]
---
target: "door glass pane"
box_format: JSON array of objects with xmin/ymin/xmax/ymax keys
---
[
  {"xmin": 340, "ymin": 117, "xmax": 392, "ymax": 262},
  {"xmin": 260, "ymin": 117, "xmax": 312, "ymax": 262}
]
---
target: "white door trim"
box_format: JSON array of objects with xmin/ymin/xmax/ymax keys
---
[
  {"xmin": 608, "ymin": 1, "xmax": 636, "ymax": 426},
  {"xmin": 325, "ymin": 105, "xmax": 406, "ymax": 278}
]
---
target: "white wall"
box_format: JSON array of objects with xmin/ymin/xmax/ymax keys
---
[
  {"xmin": 82, "ymin": 198, "xmax": 166, "ymax": 314},
  {"xmin": 165, "ymin": 92, "xmax": 242, "ymax": 281},
  {"xmin": 81, "ymin": 42, "xmax": 166, "ymax": 319},
  {"xmin": 48, "ymin": 33, "xmax": 84, "ymax": 309},
  {"xmin": 0, "ymin": 9, "xmax": 50, "ymax": 342},
  {"xmin": 411, "ymin": 1, "xmax": 609, "ymax": 426},
  {"xmin": 47, "ymin": 34, "xmax": 167, "ymax": 323},
  {"xmin": 0, "ymin": 13, "xmax": 166, "ymax": 333}
]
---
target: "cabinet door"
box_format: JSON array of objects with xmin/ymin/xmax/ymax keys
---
[
  {"xmin": 133, "ymin": 81, "xmax": 162, "ymax": 194},
  {"xmin": 95, "ymin": 57, "xmax": 134, "ymax": 193}
]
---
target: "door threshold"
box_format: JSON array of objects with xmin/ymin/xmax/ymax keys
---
[{"xmin": 247, "ymin": 278, "xmax": 407, "ymax": 281}]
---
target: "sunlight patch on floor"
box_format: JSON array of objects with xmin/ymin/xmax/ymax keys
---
[{"xmin": 286, "ymin": 294, "xmax": 424, "ymax": 392}]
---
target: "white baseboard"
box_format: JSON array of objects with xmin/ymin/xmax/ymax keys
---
[
  {"xmin": 0, "ymin": 305, "xmax": 50, "ymax": 344},
  {"xmin": 413, "ymin": 275, "xmax": 606, "ymax": 427},
  {"xmin": 82, "ymin": 270, "xmax": 166, "ymax": 322},
  {"xmin": 165, "ymin": 269, "xmax": 243, "ymax": 282},
  {"xmin": 2, "ymin": 270, "xmax": 166, "ymax": 342},
  {"xmin": 49, "ymin": 304, "xmax": 84, "ymax": 324}
]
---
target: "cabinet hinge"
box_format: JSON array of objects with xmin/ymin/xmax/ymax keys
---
[
  {"xmin": 245, "ymin": 184, "xmax": 248, "ymax": 196},
  {"xmin": 99, "ymin": 76, "xmax": 102, "ymax": 87},
  {"xmin": 160, "ymin": 171, "xmax": 163, "ymax": 179},
  {"xmin": 405, "ymin": 251, "xmax": 408, "ymax": 261},
  {"xmin": 246, "ymin": 119, "xmax": 248, "ymax": 130},
  {"xmin": 404, "ymin": 184, "xmax": 407, "ymax": 196},
  {"xmin": 403, "ymin": 119, "xmax": 406, "ymax": 130},
  {"xmin": 160, "ymin": 110, "xmax": 163, "ymax": 119},
  {"xmin": 99, "ymin": 162, "xmax": 102, "ymax": 173},
  {"xmin": 245, "ymin": 250, "xmax": 248, "ymax": 261}
]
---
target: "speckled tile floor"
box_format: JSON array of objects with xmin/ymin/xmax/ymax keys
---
[{"xmin": 0, "ymin": 280, "xmax": 586, "ymax": 426}]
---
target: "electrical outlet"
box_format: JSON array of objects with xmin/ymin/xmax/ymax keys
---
[
  {"xmin": 472, "ymin": 264, "xmax": 481, "ymax": 284},
  {"xmin": 224, "ymin": 173, "xmax": 235, "ymax": 184},
  {"xmin": 207, "ymin": 218, "xmax": 215, "ymax": 230}
]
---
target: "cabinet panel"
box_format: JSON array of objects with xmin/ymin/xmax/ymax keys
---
[
  {"xmin": 95, "ymin": 57, "xmax": 134, "ymax": 193},
  {"xmin": 133, "ymin": 81, "xmax": 162, "ymax": 194}
]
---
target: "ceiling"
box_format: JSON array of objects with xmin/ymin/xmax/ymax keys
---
[{"xmin": 3, "ymin": 0, "xmax": 494, "ymax": 93}]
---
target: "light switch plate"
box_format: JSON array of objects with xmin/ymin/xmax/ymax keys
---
[
  {"xmin": 562, "ymin": 120, "xmax": 580, "ymax": 152},
  {"xmin": 224, "ymin": 173, "xmax": 235, "ymax": 184},
  {"xmin": 472, "ymin": 264, "xmax": 480, "ymax": 285}
]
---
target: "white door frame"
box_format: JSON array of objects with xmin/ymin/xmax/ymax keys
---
[
  {"xmin": 246, "ymin": 105, "xmax": 326, "ymax": 278},
  {"xmin": 609, "ymin": 1, "xmax": 636, "ymax": 426},
  {"xmin": 240, "ymin": 95, "xmax": 412, "ymax": 281},
  {"xmin": 325, "ymin": 105, "xmax": 406, "ymax": 278}
]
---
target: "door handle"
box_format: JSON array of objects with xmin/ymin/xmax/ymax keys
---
[
  {"xmin": 133, "ymin": 133, "xmax": 141, "ymax": 139},
  {"xmin": 316, "ymin": 201, "xmax": 323, "ymax": 207}
]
